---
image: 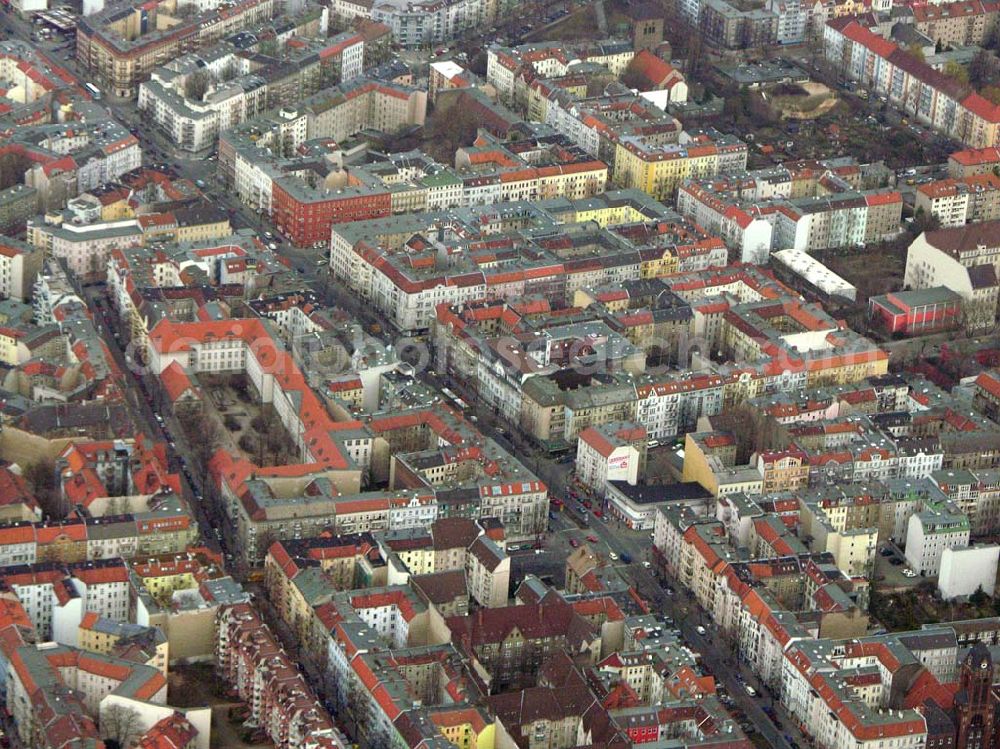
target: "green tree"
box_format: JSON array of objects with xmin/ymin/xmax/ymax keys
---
[
  {"xmin": 912, "ymin": 206, "xmax": 942, "ymax": 235},
  {"xmin": 944, "ymin": 60, "xmax": 970, "ymax": 85},
  {"xmin": 983, "ymin": 85, "xmax": 1000, "ymax": 104},
  {"xmin": 971, "ymin": 585, "xmax": 990, "ymax": 607}
]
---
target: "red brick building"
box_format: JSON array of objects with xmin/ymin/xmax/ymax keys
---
[{"xmin": 271, "ymin": 182, "xmax": 392, "ymax": 247}]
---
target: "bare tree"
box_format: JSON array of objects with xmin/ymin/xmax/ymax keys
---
[
  {"xmin": 713, "ymin": 404, "xmax": 787, "ymax": 463},
  {"xmin": 619, "ymin": 61, "xmax": 649, "ymax": 92},
  {"xmin": 686, "ymin": 28, "xmax": 705, "ymax": 78},
  {"xmin": 24, "ymin": 458, "xmax": 63, "ymax": 519},
  {"xmin": 101, "ymin": 703, "xmax": 143, "ymax": 749},
  {"xmin": 43, "ymin": 176, "xmax": 70, "ymax": 213},
  {"xmin": 106, "ymin": 495, "xmax": 127, "ymax": 517},
  {"xmin": 220, "ymin": 61, "xmax": 239, "ymax": 82},
  {"xmin": 255, "ymin": 529, "xmax": 279, "ymax": 566},
  {"xmin": 177, "ymin": 411, "xmax": 222, "ymax": 482},
  {"xmin": 0, "ymin": 151, "xmax": 30, "ymax": 190},
  {"xmin": 171, "ymin": 2, "xmax": 200, "ymax": 17},
  {"xmin": 184, "ymin": 69, "xmax": 213, "ymax": 102},
  {"xmin": 424, "ymin": 103, "xmax": 481, "ymax": 162}
]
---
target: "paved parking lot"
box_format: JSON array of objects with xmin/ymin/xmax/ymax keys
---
[{"xmin": 875, "ymin": 545, "xmax": 922, "ymax": 590}]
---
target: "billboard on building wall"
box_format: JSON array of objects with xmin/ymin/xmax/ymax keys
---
[{"xmin": 609, "ymin": 454, "xmax": 630, "ymax": 472}]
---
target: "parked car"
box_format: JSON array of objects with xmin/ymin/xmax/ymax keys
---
[
  {"xmin": 696, "ymin": 625, "xmax": 707, "ymax": 636},
  {"xmin": 570, "ymin": 538, "xmax": 580, "ymax": 548}
]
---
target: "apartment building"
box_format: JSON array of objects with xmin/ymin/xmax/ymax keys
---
[
  {"xmin": 699, "ymin": 0, "xmax": 779, "ymax": 49},
  {"xmin": 445, "ymin": 600, "xmax": 618, "ymax": 691},
  {"xmin": 77, "ymin": 613, "xmax": 169, "ymax": 677},
  {"xmin": 7, "ymin": 643, "xmax": 168, "ymax": 749},
  {"xmin": 905, "ymin": 501, "xmax": 971, "ymax": 575},
  {"xmin": 76, "ymin": 0, "xmax": 279, "ymax": 97},
  {"xmin": 797, "ymin": 487, "xmax": 879, "ymax": 577},
  {"xmin": 911, "ymin": 0, "xmax": 998, "ymax": 47},
  {"xmin": 433, "ymin": 266, "xmax": 886, "ymax": 450},
  {"xmin": 915, "ymin": 173, "xmax": 1000, "ymax": 227},
  {"xmin": 218, "ymin": 79, "xmax": 427, "ymax": 244},
  {"xmin": 217, "ymin": 604, "xmax": 343, "ymax": 749},
  {"xmin": 0, "ymin": 503, "xmax": 197, "ymax": 570},
  {"xmin": 612, "ymin": 132, "xmax": 749, "ymax": 202},
  {"xmin": 331, "ymin": 198, "xmax": 680, "ymax": 333},
  {"xmin": 904, "ymin": 221, "xmax": 1000, "ymax": 329},
  {"xmin": 575, "ymin": 422, "xmax": 648, "ymax": 496},
  {"xmin": 0, "ymin": 184, "xmax": 39, "ymax": 235},
  {"xmin": 948, "ymin": 146, "xmax": 1000, "ymax": 177},
  {"xmin": 930, "ymin": 467, "xmax": 1000, "ymax": 535},
  {"xmin": 824, "ymin": 18, "xmax": 1000, "ymax": 149},
  {"xmin": 150, "ymin": 319, "xmax": 545, "ymax": 562},
  {"xmin": 486, "ymin": 40, "xmax": 635, "ymax": 109},
  {"xmin": 57, "ymin": 435, "xmax": 181, "ymax": 517},
  {"xmin": 0, "ymin": 238, "xmax": 42, "ymax": 302},
  {"xmin": 329, "ymin": 0, "xmax": 504, "ymax": 47},
  {"xmin": 138, "ymin": 32, "xmax": 367, "ymax": 153},
  {"xmin": 677, "ymin": 162, "xmax": 901, "ymax": 261}
]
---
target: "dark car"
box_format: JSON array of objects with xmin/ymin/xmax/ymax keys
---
[{"xmin": 889, "ymin": 557, "xmax": 904, "ymax": 566}]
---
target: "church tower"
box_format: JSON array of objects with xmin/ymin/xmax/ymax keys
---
[{"xmin": 956, "ymin": 642, "xmax": 998, "ymax": 749}]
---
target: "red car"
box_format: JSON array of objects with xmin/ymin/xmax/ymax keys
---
[
  {"xmin": 570, "ymin": 538, "xmax": 580, "ymax": 548},
  {"xmin": 587, "ymin": 535, "xmax": 599, "ymax": 543},
  {"xmin": 550, "ymin": 498, "xmax": 563, "ymax": 508},
  {"xmin": 593, "ymin": 510, "xmax": 603, "ymax": 518}
]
